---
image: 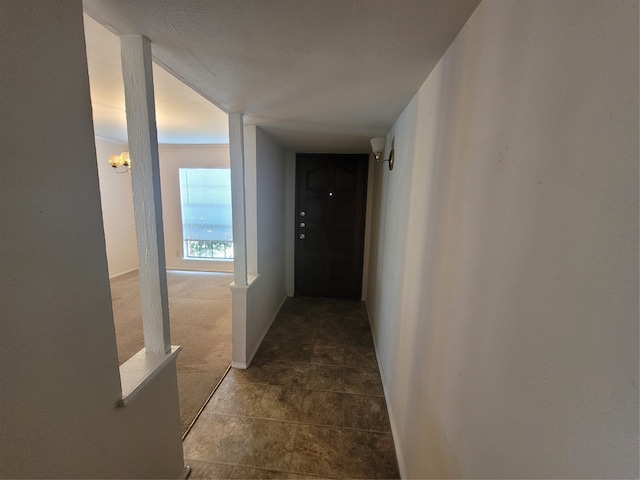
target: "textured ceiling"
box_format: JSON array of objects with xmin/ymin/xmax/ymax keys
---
[
  {"xmin": 83, "ymin": 0, "xmax": 480, "ymax": 152},
  {"xmin": 84, "ymin": 14, "xmax": 229, "ymax": 144}
]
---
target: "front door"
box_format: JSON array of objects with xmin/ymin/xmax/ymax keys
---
[{"xmin": 294, "ymin": 154, "xmax": 368, "ymax": 299}]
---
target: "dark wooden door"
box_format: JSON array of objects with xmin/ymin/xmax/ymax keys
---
[{"xmin": 295, "ymin": 154, "xmax": 368, "ymax": 299}]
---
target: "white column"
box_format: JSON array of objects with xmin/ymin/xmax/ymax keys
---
[
  {"xmin": 120, "ymin": 35, "xmax": 171, "ymax": 354},
  {"xmin": 229, "ymin": 113, "xmax": 248, "ymax": 286}
]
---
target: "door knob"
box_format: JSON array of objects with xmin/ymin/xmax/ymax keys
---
[{"xmin": 299, "ymin": 233, "xmax": 305, "ymax": 239}]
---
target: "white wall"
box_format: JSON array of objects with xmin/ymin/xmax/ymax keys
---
[
  {"xmin": 366, "ymin": 1, "xmax": 639, "ymax": 478},
  {"xmin": 95, "ymin": 142, "xmax": 232, "ymax": 275},
  {"xmin": 159, "ymin": 143, "xmax": 233, "ymax": 272},
  {"xmin": 241, "ymin": 126, "xmax": 288, "ymax": 364},
  {"xmin": 95, "ymin": 138, "xmax": 138, "ymax": 277},
  {"xmin": 0, "ymin": 2, "xmax": 184, "ymax": 477}
]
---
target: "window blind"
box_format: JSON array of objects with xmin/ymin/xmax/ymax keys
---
[{"xmin": 179, "ymin": 168, "xmax": 233, "ymax": 243}]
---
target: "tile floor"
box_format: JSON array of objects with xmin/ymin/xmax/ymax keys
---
[{"xmin": 183, "ymin": 297, "xmax": 400, "ymax": 479}]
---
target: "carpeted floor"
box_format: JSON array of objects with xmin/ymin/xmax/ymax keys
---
[{"xmin": 110, "ymin": 270, "xmax": 232, "ymax": 435}]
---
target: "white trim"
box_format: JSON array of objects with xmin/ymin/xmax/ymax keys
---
[
  {"xmin": 166, "ymin": 266, "xmax": 233, "ymax": 273},
  {"xmin": 243, "ymin": 125, "xmax": 258, "ymax": 277},
  {"xmin": 180, "ymin": 465, "xmax": 191, "ymax": 479},
  {"xmin": 229, "ymin": 291, "xmax": 286, "ymax": 369},
  {"xmin": 120, "ymin": 34, "xmax": 171, "ymax": 355},
  {"xmin": 181, "ymin": 257, "xmax": 234, "ymax": 263},
  {"xmin": 230, "ymin": 274, "xmax": 259, "ymax": 366},
  {"xmin": 229, "ymin": 274, "xmax": 259, "ymax": 291},
  {"xmin": 108, "ymin": 267, "xmax": 138, "ymax": 279},
  {"xmin": 158, "ymin": 142, "xmax": 229, "ymax": 147},
  {"xmin": 246, "ymin": 293, "xmax": 287, "ymax": 366},
  {"xmin": 228, "ymin": 113, "xmax": 248, "ymax": 286},
  {"xmin": 118, "ymin": 345, "xmax": 182, "ymax": 407},
  {"xmin": 94, "ymin": 134, "xmax": 127, "ymax": 144}
]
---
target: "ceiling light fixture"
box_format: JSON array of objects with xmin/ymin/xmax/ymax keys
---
[
  {"xmin": 370, "ymin": 137, "xmax": 394, "ymax": 171},
  {"xmin": 108, "ymin": 152, "xmax": 131, "ymax": 174}
]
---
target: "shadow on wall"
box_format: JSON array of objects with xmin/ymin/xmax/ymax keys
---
[{"xmin": 366, "ymin": 1, "xmax": 639, "ymax": 478}]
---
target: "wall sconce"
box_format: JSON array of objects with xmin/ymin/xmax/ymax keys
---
[
  {"xmin": 108, "ymin": 152, "xmax": 131, "ymax": 174},
  {"xmin": 370, "ymin": 137, "xmax": 394, "ymax": 171}
]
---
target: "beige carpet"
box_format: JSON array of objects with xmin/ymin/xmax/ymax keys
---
[{"xmin": 110, "ymin": 270, "xmax": 232, "ymax": 435}]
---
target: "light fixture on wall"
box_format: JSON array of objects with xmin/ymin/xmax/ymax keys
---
[
  {"xmin": 370, "ymin": 137, "xmax": 394, "ymax": 171},
  {"xmin": 108, "ymin": 152, "xmax": 131, "ymax": 174}
]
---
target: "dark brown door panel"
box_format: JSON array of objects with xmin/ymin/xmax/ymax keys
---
[{"xmin": 295, "ymin": 154, "xmax": 368, "ymax": 299}]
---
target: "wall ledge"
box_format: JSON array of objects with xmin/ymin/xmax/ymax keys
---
[
  {"xmin": 229, "ymin": 274, "xmax": 260, "ymax": 291},
  {"xmin": 118, "ymin": 345, "xmax": 182, "ymax": 407}
]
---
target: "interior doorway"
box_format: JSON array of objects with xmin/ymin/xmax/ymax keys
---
[{"xmin": 294, "ymin": 154, "xmax": 368, "ymax": 299}]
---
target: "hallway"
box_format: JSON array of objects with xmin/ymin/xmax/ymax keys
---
[{"xmin": 182, "ymin": 297, "xmax": 399, "ymax": 479}]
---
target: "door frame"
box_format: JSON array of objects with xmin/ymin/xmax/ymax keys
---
[
  {"xmin": 292, "ymin": 153, "xmax": 371, "ymax": 300},
  {"xmin": 285, "ymin": 153, "xmax": 374, "ymax": 301}
]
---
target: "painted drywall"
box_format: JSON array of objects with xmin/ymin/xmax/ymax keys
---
[
  {"xmin": 243, "ymin": 126, "xmax": 289, "ymax": 363},
  {"xmin": 95, "ymin": 137, "xmax": 138, "ymax": 277},
  {"xmin": 244, "ymin": 127, "xmax": 258, "ymax": 276},
  {"xmin": 84, "ymin": 0, "xmax": 481, "ymax": 152},
  {"xmin": 95, "ymin": 141, "xmax": 232, "ymax": 274},
  {"xmin": 0, "ymin": 2, "xmax": 184, "ymax": 477},
  {"xmin": 360, "ymin": 155, "xmax": 375, "ymax": 301},
  {"xmin": 159, "ymin": 143, "xmax": 233, "ymax": 272},
  {"xmin": 365, "ymin": 1, "xmax": 639, "ymax": 478}
]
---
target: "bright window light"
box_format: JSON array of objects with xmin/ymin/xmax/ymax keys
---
[{"xmin": 179, "ymin": 168, "xmax": 233, "ymax": 259}]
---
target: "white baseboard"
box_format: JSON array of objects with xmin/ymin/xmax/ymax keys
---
[
  {"xmin": 180, "ymin": 465, "xmax": 191, "ymax": 479},
  {"xmin": 108, "ymin": 267, "xmax": 138, "ymax": 279},
  {"xmin": 245, "ymin": 293, "xmax": 288, "ymax": 367}
]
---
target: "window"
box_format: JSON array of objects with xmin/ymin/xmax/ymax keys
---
[{"xmin": 179, "ymin": 168, "xmax": 233, "ymax": 259}]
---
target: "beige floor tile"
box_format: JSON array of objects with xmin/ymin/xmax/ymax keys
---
[
  {"xmin": 344, "ymin": 347, "xmax": 378, "ymax": 371},
  {"xmin": 204, "ymin": 381, "xmax": 268, "ymax": 416},
  {"xmin": 273, "ymin": 313, "xmax": 314, "ymax": 330},
  {"xmin": 265, "ymin": 325, "xmax": 316, "ymax": 345},
  {"xmin": 230, "ymin": 465, "xmax": 288, "ymax": 479},
  {"xmin": 278, "ymin": 343, "xmax": 313, "ymax": 362},
  {"xmin": 183, "ymin": 414, "xmax": 252, "ymax": 464},
  {"xmin": 255, "ymin": 386, "xmax": 306, "ymax": 422},
  {"xmin": 269, "ymin": 362, "xmax": 310, "ymax": 388},
  {"xmin": 290, "ymin": 425, "xmax": 343, "ymax": 478},
  {"xmin": 226, "ymin": 359, "xmax": 275, "ymax": 385},
  {"xmin": 300, "ymin": 390, "xmax": 344, "ymax": 427},
  {"xmin": 310, "ymin": 344, "xmax": 345, "ymax": 366},
  {"xmin": 344, "ymin": 394, "xmax": 390, "ymax": 432},
  {"xmin": 284, "ymin": 474, "xmax": 329, "ymax": 479},
  {"xmin": 184, "ymin": 298, "xmax": 398, "ymax": 480},
  {"xmin": 343, "ymin": 367, "xmax": 383, "ymax": 396},
  {"xmin": 306, "ymin": 364, "xmax": 343, "ymax": 392},
  {"xmin": 186, "ymin": 460, "xmax": 234, "ymax": 480},
  {"xmin": 236, "ymin": 419, "xmax": 297, "ymax": 471},
  {"xmin": 342, "ymin": 430, "xmax": 399, "ymax": 479}
]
